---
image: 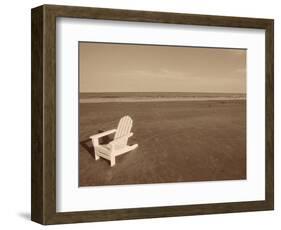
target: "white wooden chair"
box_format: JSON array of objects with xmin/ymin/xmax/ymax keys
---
[{"xmin": 90, "ymin": 115, "xmax": 138, "ymax": 167}]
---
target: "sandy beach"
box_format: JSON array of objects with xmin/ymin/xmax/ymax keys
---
[{"xmin": 79, "ymin": 98, "xmax": 246, "ymax": 187}]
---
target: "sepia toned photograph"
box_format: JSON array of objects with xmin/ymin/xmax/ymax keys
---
[
  {"xmin": 31, "ymin": 5, "xmax": 274, "ymax": 224},
  {"xmin": 79, "ymin": 42, "xmax": 246, "ymax": 187}
]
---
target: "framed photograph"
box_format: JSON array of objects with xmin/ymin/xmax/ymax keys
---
[{"xmin": 31, "ymin": 4, "xmax": 274, "ymax": 225}]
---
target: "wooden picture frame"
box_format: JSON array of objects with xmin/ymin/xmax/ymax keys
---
[{"xmin": 31, "ymin": 4, "xmax": 274, "ymax": 225}]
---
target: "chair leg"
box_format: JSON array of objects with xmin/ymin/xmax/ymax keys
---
[
  {"xmin": 95, "ymin": 152, "xmax": 100, "ymax": 160},
  {"xmin": 92, "ymin": 140, "xmax": 100, "ymax": 160},
  {"xmin": 110, "ymin": 156, "xmax": 116, "ymax": 167}
]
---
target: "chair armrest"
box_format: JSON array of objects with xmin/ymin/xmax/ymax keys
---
[{"xmin": 90, "ymin": 129, "xmax": 116, "ymax": 140}]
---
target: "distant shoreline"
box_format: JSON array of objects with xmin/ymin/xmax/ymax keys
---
[
  {"xmin": 80, "ymin": 97, "xmax": 246, "ymax": 103},
  {"xmin": 80, "ymin": 92, "xmax": 246, "ymax": 103},
  {"xmin": 80, "ymin": 92, "xmax": 246, "ymax": 97}
]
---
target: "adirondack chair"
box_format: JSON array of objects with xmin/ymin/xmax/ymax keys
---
[{"xmin": 90, "ymin": 116, "xmax": 138, "ymax": 167}]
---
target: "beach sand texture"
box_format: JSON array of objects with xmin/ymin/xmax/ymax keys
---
[{"xmin": 79, "ymin": 97, "xmax": 246, "ymax": 187}]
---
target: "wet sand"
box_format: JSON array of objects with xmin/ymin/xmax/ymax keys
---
[{"xmin": 79, "ymin": 100, "xmax": 246, "ymax": 187}]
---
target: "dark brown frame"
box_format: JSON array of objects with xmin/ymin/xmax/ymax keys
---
[{"xmin": 31, "ymin": 4, "xmax": 274, "ymax": 225}]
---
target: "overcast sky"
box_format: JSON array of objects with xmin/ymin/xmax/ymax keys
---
[{"xmin": 79, "ymin": 42, "xmax": 246, "ymax": 93}]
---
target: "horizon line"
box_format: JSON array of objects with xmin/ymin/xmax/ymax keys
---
[{"xmin": 80, "ymin": 91, "xmax": 246, "ymax": 94}]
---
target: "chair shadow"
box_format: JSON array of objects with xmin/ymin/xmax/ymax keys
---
[
  {"xmin": 80, "ymin": 130, "xmax": 112, "ymax": 159},
  {"xmin": 80, "ymin": 138, "xmax": 95, "ymax": 158}
]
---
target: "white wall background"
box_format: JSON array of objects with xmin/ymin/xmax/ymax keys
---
[{"xmin": 0, "ymin": 0, "xmax": 279, "ymax": 228}]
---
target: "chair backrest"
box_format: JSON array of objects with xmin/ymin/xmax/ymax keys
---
[{"xmin": 114, "ymin": 115, "xmax": 133, "ymax": 147}]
